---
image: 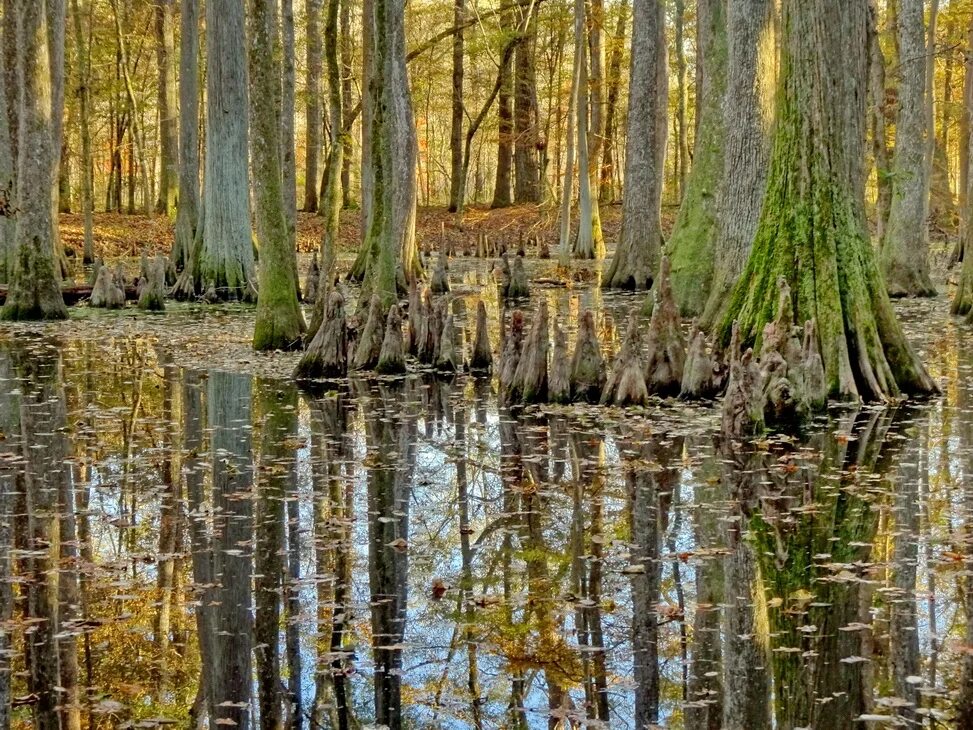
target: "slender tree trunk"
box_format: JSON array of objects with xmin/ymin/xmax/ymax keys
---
[
  {"xmin": 868, "ymin": 0, "xmax": 892, "ymax": 245},
  {"xmin": 961, "ymin": 14, "xmax": 973, "ymax": 240},
  {"xmin": 251, "ymin": 0, "xmax": 306, "ymax": 349},
  {"xmin": 674, "ymin": 0, "xmax": 689, "ymax": 199},
  {"xmin": 2, "ymin": 0, "xmax": 68, "ymax": 321},
  {"xmin": 198, "ymin": 0, "xmax": 256, "ymax": 300},
  {"xmin": 572, "ymin": 0, "xmax": 602, "ymax": 258},
  {"xmin": 881, "ymin": 0, "xmax": 936, "ymax": 297},
  {"xmin": 305, "ymin": 0, "xmax": 323, "ymax": 212},
  {"xmin": 171, "ymin": 0, "xmax": 200, "ymax": 273},
  {"xmin": 281, "ymin": 0, "xmax": 298, "ymax": 245},
  {"xmin": 447, "ymin": 0, "xmax": 465, "ymax": 212},
  {"xmin": 557, "ymin": 12, "xmax": 579, "ymax": 264},
  {"xmin": 492, "ymin": 7, "xmax": 515, "ymax": 208},
  {"xmin": 603, "ymin": 0, "xmax": 666, "ymax": 290},
  {"xmin": 111, "ymin": 0, "xmax": 152, "ymax": 217},
  {"xmin": 71, "ymin": 0, "xmax": 94, "ymax": 264},
  {"xmin": 598, "ymin": 0, "xmax": 626, "ymax": 203},
  {"xmin": 340, "ymin": 0, "xmax": 355, "ymax": 209},
  {"xmin": 721, "ymin": 0, "xmax": 937, "ymax": 401},
  {"xmin": 155, "ymin": 0, "xmax": 178, "ymax": 215}
]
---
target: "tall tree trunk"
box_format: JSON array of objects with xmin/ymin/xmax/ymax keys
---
[
  {"xmin": 868, "ymin": 0, "xmax": 892, "ymax": 245},
  {"xmin": 961, "ymin": 13, "xmax": 973, "ymax": 241},
  {"xmin": 674, "ymin": 0, "xmax": 689, "ymax": 200},
  {"xmin": 340, "ymin": 0, "xmax": 355, "ymax": 209},
  {"xmin": 881, "ymin": 0, "xmax": 936, "ymax": 296},
  {"xmin": 2, "ymin": 0, "xmax": 68, "ymax": 321},
  {"xmin": 721, "ymin": 0, "xmax": 937, "ymax": 401},
  {"xmin": 171, "ymin": 0, "xmax": 200, "ymax": 272},
  {"xmin": 304, "ymin": 0, "xmax": 323, "ymax": 212},
  {"xmin": 71, "ymin": 0, "xmax": 94, "ymax": 264},
  {"xmin": 668, "ymin": 0, "xmax": 727, "ymax": 315},
  {"xmin": 251, "ymin": 0, "xmax": 306, "ymax": 349},
  {"xmin": 513, "ymin": 3, "xmax": 540, "ymax": 203},
  {"xmin": 492, "ymin": 7, "xmax": 514, "ymax": 208},
  {"xmin": 697, "ymin": 0, "xmax": 775, "ymax": 331},
  {"xmin": 155, "ymin": 0, "xmax": 178, "ymax": 215},
  {"xmin": 557, "ymin": 3, "xmax": 580, "ymax": 264},
  {"xmin": 447, "ymin": 0, "xmax": 465, "ymax": 212},
  {"xmin": 602, "ymin": 0, "xmax": 666, "ymax": 290},
  {"xmin": 598, "ymin": 0, "xmax": 626, "ymax": 203},
  {"xmin": 0, "ymin": 1, "xmax": 15, "ymax": 284},
  {"xmin": 281, "ymin": 0, "xmax": 298, "ymax": 245},
  {"xmin": 572, "ymin": 0, "xmax": 603, "ymax": 258},
  {"xmin": 198, "ymin": 0, "xmax": 256, "ymax": 300},
  {"xmin": 316, "ymin": 0, "xmax": 344, "ymax": 297},
  {"xmin": 358, "ymin": 0, "xmax": 422, "ymax": 307}
]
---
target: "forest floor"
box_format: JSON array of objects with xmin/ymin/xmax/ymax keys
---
[{"xmin": 59, "ymin": 203, "xmax": 636, "ymax": 260}]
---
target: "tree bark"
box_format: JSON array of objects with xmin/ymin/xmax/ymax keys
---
[
  {"xmin": 340, "ymin": 0, "xmax": 355, "ymax": 209},
  {"xmin": 2, "ymin": 0, "xmax": 67, "ymax": 320},
  {"xmin": 447, "ymin": 0, "xmax": 465, "ymax": 212},
  {"xmin": 598, "ymin": 0, "xmax": 626, "ymax": 203},
  {"xmin": 358, "ymin": 0, "xmax": 422, "ymax": 307},
  {"xmin": 155, "ymin": 0, "xmax": 178, "ymax": 215},
  {"xmin": 674, "ymin": 0, "xmax": 689, "ymax": 200},
  {"xmin": 171, "ymin": 0, "xmax": 200, "ymax": 273},
  {"xmin": 962, "ymin": 13, "xmax": 973, "ymax": 239},
  {"xmin": 721, "ymin": 0, "xmax": 937, "ymax": 402},
  {"xmin": 697, "ymin": 0, "xmax": 774, "ymax": 331},
  {"xmin": 868, "ymin": 0, "xmax": 892, "ymax": 245},
  {"xmin": 110, "ymin": 0, "xmax": 152, "ymax": 217},
  {"xmin": 251, "ymin": 0, "xmax": 306, "ymax": 349},
  {"xmin": 281, "ymin": 0, "xmax": 298, "ymax": 245},
  {"xmin": 70, "ymin": 0, "xmax": 94, "ymax": 264},
  {"xmin": 602, "ymin": 0, "xmax": 666, "ymax": 290},
  {"xmin": 668, "ymin": 0, "xmax": 727, "ymax": 315},
  {"xmin": 881, "ymin": 0, "xmax": 936, "ymax": 297},
  {"xmin": 0, "ymin": 1, "xmax": 14, "ymax": 284},
  {"xmin": 304, "ymin": 0, "xmax": 323, "ymax": 212},
  {"xmin": 572, "ymin": 0, "xmax": 603, "ymax": 258},
  {"xmin": 492, "ymin": 7, "xmax": 515, "ymax": 208},
  {"xmin": 199, "ymin": 0, "xmax": 256, "ymax": 300},
  {"xmin": 513, "ymin": 3, "xmax": 540, "ymax": 203}
]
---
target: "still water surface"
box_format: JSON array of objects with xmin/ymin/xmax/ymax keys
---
[{"xmin": 0, "ymin": 280, "xmax": 968, "ymax": 729}]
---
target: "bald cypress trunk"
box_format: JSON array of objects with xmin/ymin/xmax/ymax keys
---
[
  {"xmin": 868, "ymin": 0, "xmax": 892, "ymax": 245},
  {"xmin": 281, "ymin": 0, "xmax": 297, "ymax": 246},
  {"xmin": 447, "ymin": 0, "xmax": 465, "ymax": 212},
  {"xmin": 513, "ymin": 5, "xmax": 540, "ymax": 203},
  {"xmin": 668, "ymin": 0, "xmax": 727, "ymax": 315},
  {"xmin": 2, "ymin": 0, "xmax": 67, "ymax": 320},
  {"xmin": 198, "ymin": 0, "xmax": 256, "ymax": 301},
  {"xmin": 171, "ymin": 0, "xmax": 200, "ymax": 273},
  {"xmin": 881, "ymin": 0, "xmax": 936, "ymax": 297},
  {"xmin": 0, "ymin": 7, "xmax": 14, "ymax": 284},
  {"xmin": 720, "ymin": 0, "xmax": 936, "ymax": 402},
  {"xmin": 155, "ymin": 0, "xmax": 177, "ymax": 216},
  {"xmin": 697, "ymin": 0, "xmax": 775, "ymax": 331},
  {"xmin": 304, "ymin": 0, "xmax": 323, "ymax": 212},
  {"xmin": 71, "ymin": 0, "xmax": 94, "ymax": 264},
  {"xmin": 598, "ymin": 0, "xmax": 626, "ymax": 203},
  {"xmin": 602, "ymin": 0, "xmax": 666, "ymax": 290},
  {"xmin": 492, "ymin": 7, "xmax": 514, "ymax": 208},
  {"xmin": 359, "ymin": 0, "xmax": 422, "ymax": 307},
  {"xmin": 251, "ymin": 0, "xmax": 306, "ymax": 350}
]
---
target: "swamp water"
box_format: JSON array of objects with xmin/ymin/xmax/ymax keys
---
[{"xmin": 0, "ymin": 258, "xmax": 970, "ymax": 729}]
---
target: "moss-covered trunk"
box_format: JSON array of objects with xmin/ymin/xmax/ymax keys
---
[
  {"xmin": 358, "ymin": 0, "xmax": 422, "ymax": 309},
  {"xmin": 667, "ymin": 0, "xmax": 726, "ymax": 315},
  {"xmin": 720, "ymin": 0, "xmax": 936, "ymax": 402},
  {"xmin": 250, "ymin": 0, "xmax": 306, "ymax": 350},
  {"xmin": 2, "ymin": 0, "xmax": 67, "ymax": 321}
]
